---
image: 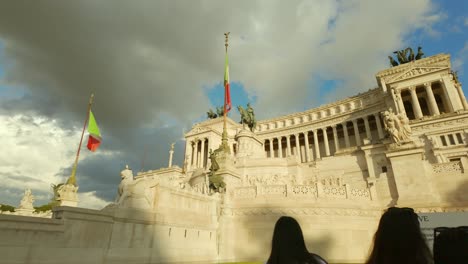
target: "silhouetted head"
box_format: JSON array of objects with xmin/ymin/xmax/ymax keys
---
[
  {"xmin": 267, "ymin": 216, "xmax": 318, "ymax": 264},
  {"xmin": 366, "ymin": 207, "xmax": 433, "ymax": 264},
  {"xmin": 433, "ymin": 226, "xmax": 468, "ymax": 264}
]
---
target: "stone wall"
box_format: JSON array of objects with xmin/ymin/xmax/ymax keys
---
[{"xmin": 0, "ymin": 184, "xmax": 220, "ymax": 264}]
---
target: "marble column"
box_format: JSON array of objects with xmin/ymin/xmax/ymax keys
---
[
  {"xmin": 352, "ymin": 119, "xmax": 361, "ymax": 146},
  {"xmin": 313, "ymin": 130, "xmax": 320, "ymax": 160},
  {"xmin": 332, "ymin": 125, "xmax": 339, "ymax": 153},
  {"xmin": 294, "ymin": 134, "xmax": 300, "ymax": 158},
  {"xmin": 395, "ymin": 89, "xmax": 406, "ymax": 116},
  {"xmin": 364, "ymin": 116, "xmax": 372, "ymax": 141},
  {"xmin": 424, "ymin": 82, "xmax": 440, "ymax": 116},
  {"xmin": 374, "ymin": 113, "xmax": 384, "ymax": 139},
  {"xmin": 304, "ymin": 131, "xmax": 310, "ymax": 162},
  {"xmin": 269, "ymin": 138, "xmax": 274, "ymax": 158},
  {"xmin": 454, "ymin": 81, "xmax": 468, "ymax": 110},
  {"xmin": 195, "ymin": 140, "xmax": 200, "ymax": 168},
  {"xmin": 207, "ymin": 139, "xmax": 211, "ymax": 160},
  {"xmin": 343, "ymin": 123, "xmax": 350, "ymax": 148},
  {"xmin": 286, "ymin": 135, "xmax": 292, "ymax": 157},
  {"xmin": 409, "ymin": 86, "xmax": 423, "ymax": 119},
  {"xmin": 278, "ymin": 137, "xmax": 283, "ymax": 158},
  {"xmin": 200, "ymin": 139, "xmax": 205, "ymax": 168},
  {"xmin": 323, "ymin": 127, "xmax": 330, "ymax": 156},
  {"xmin": 190, "ymin": 141, "xmax": 195, "ymax": 166}
]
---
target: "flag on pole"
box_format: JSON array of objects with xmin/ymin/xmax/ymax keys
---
[
  {"xmin": 224, "ymin": 51, "xmax": 232, "ymax": 113},
  {"xmin": 86, "ymin": 110, "xmax": 102, "ymax": 152}
]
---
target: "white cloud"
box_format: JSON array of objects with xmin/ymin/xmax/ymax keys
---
[
  {"xmin": 0, "ymin": 114, "xmax": 113, "ymax": 209},
  {"xmin": 452, "ymin": 41, "xmax": 468, "ymax": 74},
  {"xmin": 78, "ymin": 191, "xmax": 110, "ymax": 210}
]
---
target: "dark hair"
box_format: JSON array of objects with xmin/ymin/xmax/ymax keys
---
[
  {"xmin": 433, "ymin": 226, "xmax": 468, "ymax": 264},
  {"xmin": 267, "ymin": 216, "xmax": 321, "ymax": 264},
  {"xmin": 365, "ymin": 207, "xmax": 433, "ymax": 264}
]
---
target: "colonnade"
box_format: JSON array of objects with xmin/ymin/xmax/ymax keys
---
[
  {"xmin": 395, "ymin": 81, "xmax": 456, "ymax": 119},
  {"xmin": 187, "ymin": 138, "xmax": 210, "ymax": 171},
  {"xmin": 263, "ymin": 113, "xmax": 385, "ymax": 161}
]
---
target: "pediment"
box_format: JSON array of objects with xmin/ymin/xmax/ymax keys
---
[
  {"xmin": 376, "ymin": 54, "xmax": 451, "ymax": 84},
  {"xmin": 388, "ymin": 66, "xmax": 447, "ymax": 83},
  {"xmin": 185, "ymin": 126, "xmax": 209, "ymax": 137}
]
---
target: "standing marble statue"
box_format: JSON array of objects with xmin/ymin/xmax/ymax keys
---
[
  {"xmin": 382, "ymin": 109, "xmax": 401, "ymax": 144},
  {"xmin": 398, "ymin": 114, "xmax": 412, "ymax": 141},
  {"xmin": 18, "ymin": 189, "xmax": 35, "ymax": 210},
  {"xmin": 382, "ymin": 108, "xmax": 412, "ymax": 145}
]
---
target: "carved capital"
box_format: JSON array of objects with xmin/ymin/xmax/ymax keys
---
[
  {"xmin": 423, "ymin": 82, "xmax": 431, "ymax": 88},
  {"xmin": 407, "ymin": 86, "xmax": 416, "ymax": 92}
]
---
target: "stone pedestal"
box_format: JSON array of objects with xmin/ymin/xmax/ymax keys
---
[
  {"xmin": 386, "ymin": 147, "xmax": 439, "ymax": 206},
  {"xmin": 58, "ymin": 184, "xmax": 79, "ymax": 207},
  {"xmin": 235, "ymin": 129, "xmax": 264, "ymax": 158},
  {"xmin": 14, "ymin": 208, "xmax": 35, "ymax": 216},
  {"xmin": 216, "ymin": 151, "xmax": 241, "ymax": 191}
]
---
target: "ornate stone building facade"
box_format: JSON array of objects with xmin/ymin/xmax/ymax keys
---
[
  {"xmin": 0, "ymin": 53, "xmax": 466, "ymax": 264},
  {"xmin": 134, "ymin": 52, "xmax": 468, "ymax": 262}
]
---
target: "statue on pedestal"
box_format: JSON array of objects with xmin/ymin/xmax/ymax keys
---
[{"xmin": 237, "ymin": 103, "xmax": 256, "ymax": 132}]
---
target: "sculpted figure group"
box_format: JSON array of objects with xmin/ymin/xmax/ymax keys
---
[
  {"xmin": 381, "ymin": 109, "xmax": 412, "ymax": 145},
  {"xmin": 18, "ymin": 189, "xmax": 35, "ymax": 210}
]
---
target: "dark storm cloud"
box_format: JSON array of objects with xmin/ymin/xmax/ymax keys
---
[{"xmin": 0, "ymin": 1, "xmax": 441, "ymax": 207}]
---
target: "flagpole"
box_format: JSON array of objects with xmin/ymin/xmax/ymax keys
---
[
  {"xmin": 221, "ymin": 32, "xmax": 231, "ymax": 154},
  {"xmin": 66, "ymin": 93, "xmax": 94, "ymax": 186}
]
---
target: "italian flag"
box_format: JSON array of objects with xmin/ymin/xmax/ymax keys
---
[
  {"xmin": 86, "ymin": 110, "xmax": 102, "ymax": 152},
  {"xmin": 224, "ymin": 51, "xmax": 232, "ymax": 113}
]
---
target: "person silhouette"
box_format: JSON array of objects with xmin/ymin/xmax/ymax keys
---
[
  {"xmin": 433, "ymin": 226, "xmax": 468, "ymax": 264},
  {"xmin": 267, "ymin": 216, "xmax": 327, "ymax": 264},
  {"xmin": 365, "ymin": 207, "xmax": 433, "ymax": 264}
]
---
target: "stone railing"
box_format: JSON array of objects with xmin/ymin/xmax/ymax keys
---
[
  {"xmin": 432, "ymin": 161, "xmax": 463, "ymax": 174},
  {"xmin": 233, "ymin": 186, "xmax": 257, "ymax": 199},
  {"xmin": 233, "ymin": 184, "xmax": 372, "ymax": 201},
  {"xmin": 322, "ymin": 185, "xmax": 347, "ymax": 198},
  {"xmin": 290, "ymin": 185, "xmax": 318, "ymax": 196},
  {"xmin": 349, "ymin": 187, "xmax": 372, "ymax": 199}
]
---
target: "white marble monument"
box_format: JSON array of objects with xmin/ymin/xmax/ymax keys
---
[{"xmin": 0, "ymin": 52, "xmax": 467, "ymax": 264}]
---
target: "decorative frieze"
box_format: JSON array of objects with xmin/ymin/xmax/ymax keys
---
[{"xmin": 221, "ymin": 207, "xmax": 382, "ymax": 217}]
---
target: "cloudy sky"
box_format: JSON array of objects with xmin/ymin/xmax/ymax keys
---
[{"xmin": 0, "ymin": 0, "xmax": 467, "ymax": 209}]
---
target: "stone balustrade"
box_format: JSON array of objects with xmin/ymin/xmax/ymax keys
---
[
  {"xmin": 432, "ymin": 161, "xmax": 463, "ymax": 174},
  {"xmin": 232, "ymin": 183, "xmax": 372, "ymax": 201}
]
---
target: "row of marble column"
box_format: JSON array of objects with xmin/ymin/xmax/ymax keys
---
[
  {"xmin": 395, "ymin": 82, "xmax": 445, "ymax": 119},
  {"xmin": 263, "ymin": 113, "xmax": 385, "ymax": 161},
  {"xmin": 188, "ymin": 139, "xmax": 209, "ymax": 170}
]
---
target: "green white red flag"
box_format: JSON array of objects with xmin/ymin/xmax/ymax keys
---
[
  {"xmin": 86, "ymin": 110, "xmax": 101, "ymax": 152},
  {"xmin": 224, "ymin": 51, "xmax": 232, "ymax": 113}
]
